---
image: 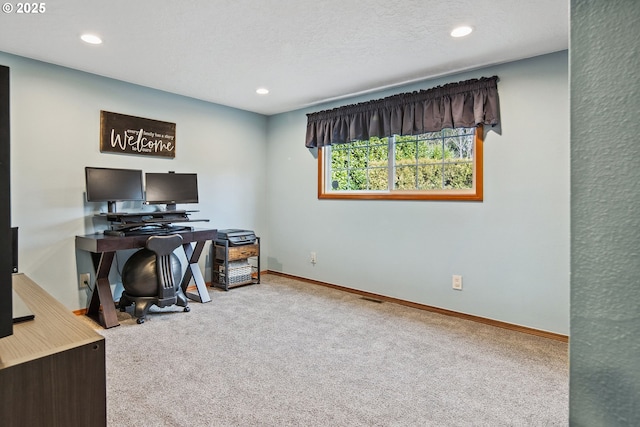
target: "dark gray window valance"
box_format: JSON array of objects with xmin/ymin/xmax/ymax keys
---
[{"xmin": 305, "ymin": 76, "xmax": 500, "ymax": 148}]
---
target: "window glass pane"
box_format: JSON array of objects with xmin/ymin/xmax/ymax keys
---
[
  {"xmin": 442, "ymin": 128, "xmax": 458, "ymax": 137},
  {"xmin": 395, "ymin": 136, "xmax": 417, "ymax": 162},
  {"xmin": 445, "ymin": 132, "xmax": 474, "ymax": 159},
  {"xmin": 350, "ymin": 146, "xmax": 368, "ymax": 169},
  {"xmin": 445, "ymin": 137, "xmax": 461, "ymax": 158},
  {"xmin": 368, "ymin": 167, "xmax": 388, "ymax": 190},
  {"xmin": 395, "ymin": 165, "xmax": 418, "ymax": 190},
  {"xmin": 417, "ymin": 139, "xmax": 443, "ymax": 161},
  {"xmin": 369, "ymin": 136, "xmax": 388, "ymax": 146},
  {"xmin": 331, "ymin": 145, "xmax": 348, "ymax": 171},
  {"xmin": 348, "ymin": 168, "xmax": 367, "ymax": 190},
  {"xmin": 417, "ymin": 164, "xmax": 443, "ymax": 190},
  {"xmin": 463, "ymin": 134, "xmax": 474, "ymax": 158},
  {"xmin": 330, "ymin": 169, "xmax": 348, "ymax": 190},
  {"xmin": 416, "ymin": 140, "xmax": 430, "ymax": 159},
  {"xmin": 443, "ymin": 162, "xmax": 473, "ymax": 189},
  {"xmin": 352, "ymin": 139, "xmax": 368, "ymax": 148},
  {"xmin": 422, "ymin": 131, "xmax": 442, "ymax": 140},
  {"xmin": 369, "ymin": 143, "xmax": 388, "ymax": 163}
]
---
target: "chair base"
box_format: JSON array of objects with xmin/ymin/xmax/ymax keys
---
[{"xmin": 118, "ymin": 288, "xmax": 190, "ymax": 324}]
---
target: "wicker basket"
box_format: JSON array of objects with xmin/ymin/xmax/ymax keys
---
[{"xmin": 219, "ymin": 260, "xmax": 252, "ymax": 285}]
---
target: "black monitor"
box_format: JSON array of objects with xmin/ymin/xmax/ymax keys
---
[
  {"xmin": 144, "ymin": 172, "xmax": 199, "ymax": 211},
  {"xmin": 85, "ymin": 167, "xmax": 144, "ymax": 213}
]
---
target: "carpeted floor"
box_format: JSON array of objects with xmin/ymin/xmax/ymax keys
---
[{"xmin": 92, "ymin": 274, "xmax": 568, "ymax": 426}]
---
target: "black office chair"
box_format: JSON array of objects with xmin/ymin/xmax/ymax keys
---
[{"xmin": 118, "ymin": 234, "xmax": 190, "ymax": 324}]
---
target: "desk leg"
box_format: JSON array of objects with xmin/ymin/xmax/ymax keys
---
[
  {"xmin": 86, "ymin": 251, "xmax": 119, "ymax": 329},
  {"xmin": 181, "ymin": 241, "xmax": 211, "ymax": 303}
]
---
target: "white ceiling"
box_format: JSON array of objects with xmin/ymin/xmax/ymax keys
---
[{"xmin": 0, "ymin": 0, "xmax": 568, "ymax": 116}]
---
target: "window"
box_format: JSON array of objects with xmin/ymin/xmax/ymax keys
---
[{"xmin": 318, "ymin": 125, "xmax": 483, "ymax": 200}]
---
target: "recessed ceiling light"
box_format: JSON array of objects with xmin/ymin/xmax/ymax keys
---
[
  {"xmin": 451, "ymin": 26, "xmax": 473, "ymax": 38},
  {"xmin": 81, "ymin": 34, "xmax": 103, "ymax": 45},
  {"xmin": 256, "ymin": 88, "xmax": 269, "ymax": 95}
]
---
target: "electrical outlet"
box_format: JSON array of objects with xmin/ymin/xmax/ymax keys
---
[
  {"xmin": 452, "ymin": 275, "xmax": 463, "ymax": 290},
  {"xmin": 79, "ymin": 273, "xmax": 91, "ymax": 288},
  {"xmin": 310, "ymin": 252, "xmax": 317, "ymax": 265}
]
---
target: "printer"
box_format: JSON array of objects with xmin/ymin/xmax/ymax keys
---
[{"xmin": 216, "ymin": 229, "xmax": 256, "ymax": 246}]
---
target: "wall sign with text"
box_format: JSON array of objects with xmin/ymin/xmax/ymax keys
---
[{"xmin": 100, "ymin": 111, "xmax": 176, "ymax": 158}]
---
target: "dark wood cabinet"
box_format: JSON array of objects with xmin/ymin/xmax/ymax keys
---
[{"xmin": 0, "ymin": 274, "xmax": 106, "ymax": 427}]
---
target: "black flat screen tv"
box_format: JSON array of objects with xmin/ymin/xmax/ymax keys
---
[
  {"xmin": 144, "ymin": 172, "xmax": 199, "ymax": 211},
  {"xmin": 1, "ymin": 65, "xmax": 11, "ymax": 339},
  {"xmin": 85, "ymin": 167, "xmax": 144, "ymax": 213}
]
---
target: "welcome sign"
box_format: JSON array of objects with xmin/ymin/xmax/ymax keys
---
[{"xmin": 100, "ymin": 111, "xmax": 176, "ymax": 158}]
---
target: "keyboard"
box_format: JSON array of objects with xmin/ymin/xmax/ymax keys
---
[{"xmin": 104, "ymin": 225, "xmax": 193, "ymax": 237}]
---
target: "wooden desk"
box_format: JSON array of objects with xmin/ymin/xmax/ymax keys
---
[
  {"xmin": 0, "ymin": 274, "xmax": 106, "ymax": 427},
  {"xmin": 75, "ymin": 228, "xmax": 217, "ymax": 328}
]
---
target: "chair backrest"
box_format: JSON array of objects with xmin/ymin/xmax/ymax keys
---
[{"xmin": 146, "ymin": 234, "xmax": 183, "ymax": 302}]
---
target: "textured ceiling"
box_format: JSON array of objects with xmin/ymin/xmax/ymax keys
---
[{"xmin": 0, "ymin": 0, "xmax": 568, "ymax": 115}]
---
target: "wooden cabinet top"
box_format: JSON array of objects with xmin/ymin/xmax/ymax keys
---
[{"xmin": 0, "ymin": 274, "xmax": 104, "ymax": 369}]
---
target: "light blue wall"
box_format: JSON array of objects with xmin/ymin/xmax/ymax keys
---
[
  {"xmin": 1, "ymin": 52, "xmax": 268, "ymax": 310},
  {"xmin": 267, "ymin": 51, "xmax": 569, "ymax": 334},
  {"xmin": 3, "ymin": 49, "xmax": 570, "ymax": 335},
  {"xmin": 570, "ymin": 0, "xmax": 640, "ymax": 424}
]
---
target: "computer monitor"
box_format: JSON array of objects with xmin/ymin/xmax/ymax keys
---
[
  {"xmin": 85, "ymin": 167, "xmax": 144, "ymax": 213},
  {"xmin": 144, "ymin": 172, "xmax": 199, "ymax": 211}
]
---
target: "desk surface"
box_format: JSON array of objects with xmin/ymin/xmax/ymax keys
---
[
  {"xmin": 0, "ymin": 274, "xmax": 104, "ymax": 369},
  {"xmin": 76, "ymin": 228, "xmax": 217, "ymax": 253}
]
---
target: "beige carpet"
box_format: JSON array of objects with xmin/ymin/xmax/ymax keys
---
[{"xmin": 92, "ymin": 274, "xmax": 568, "ymax": 426}]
